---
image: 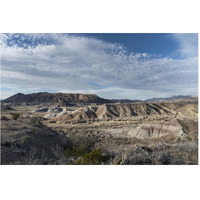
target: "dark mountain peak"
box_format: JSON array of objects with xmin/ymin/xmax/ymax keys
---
[
  {"xmin": 3, "ymin": 92, "xmax": 112, "ymax": 104},
  {"xmin": 16, "ymin": 92, "xmax": 24, "ymax": 95}
]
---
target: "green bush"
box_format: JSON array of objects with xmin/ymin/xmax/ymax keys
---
[
  {"xmin": 65, "ymin": 145, "xmax": 91, "ymax": 157},
  {"xmin": 1, "ymin": 116, "xmax": 9, "ymax": 121},
  {"xmin": 77, "ymin": 148, "xmax": 107, "ymax": 165},
  {"xmin": 22, "ymin": 136, "xmax": 30, "ymax": 144},
  {"xmin": 65, "ymin": 145, "xmax": 107, "ymax": 165},
  {"xmin": 176, "ymin": 137, "xmax": 181, "ymax": 143},
  {"xmin": 11, "ymin": 113, "xmax": 20, "ymax": 120},
  {"xmin": 186, "ymin": 136, "xmax": 192, "ymax": 142}
]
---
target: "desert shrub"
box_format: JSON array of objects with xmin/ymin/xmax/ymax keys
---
[
  {"xmin": 32, "ymin": 117, "xmax": 44, "ymax": 128},
  {"xmin": 77, "ymin": 148, "xmax": 107, "ymax": 165},
  {"xmin": 186, "ymin": 136, "xmax": 192, "ymax": 142},
  {"xmin": 1, "ymin": 141, "xmax": 11, "ymax": 147},
  {"xmin": 194, "ymin": 136, "xmax": 198, "ymax": 143},
  {"xmin": 131, "ymin": 157, "xmax": 153, "ymax": 165},
  {"xmin": 22, "ymin": 136, "xmax": 30, "ymax": 144},
  {"xmin": 159, "ymin": 154, "xmax": 172, "ymax": 165},
  {"xmin": 141, "ymin": 146, "xmax": 153, "ymax": 153},
  {"xmin": 1, "ymin": 116, "xmax": 9, "ymax": 121},
  {"xmin": 11, "ymin": 113, "xmax": 20, "ymax": 120},
  {"xmin": 30, "ymin": 127, "xmax": 36, "ymax": 133},
  {"xmin": 65, "ymin": 145, "xmax": 91, "ymax": 157},
  {"xmin": 31, "ymin": 117, "xmax": 37, "ymax": 124},
  {"xmin": 176, "ymin": 137, "xmax": 181, "ymax": 143},
  {"xmin": 65, "ymin": 145, "xmax": 108, "ymax": 165}
]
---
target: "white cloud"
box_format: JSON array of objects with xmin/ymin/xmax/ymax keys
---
[
  {"xmin": 171, "ymin": 33, "xmax": 198, "ymax": 58},
  {"xmin": 0, "ymin": 33, "xmax": 198, "ymax": 99}
]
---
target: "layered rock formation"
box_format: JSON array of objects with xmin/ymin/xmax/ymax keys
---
[
  {"xmin": 35, "ymin": 102, "xmax": 197, "ymax": 123},
  {"xmin": 128, "ymin": 119, "xmax": 185, "ymax": 139}
]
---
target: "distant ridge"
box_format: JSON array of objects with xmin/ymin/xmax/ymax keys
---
[
  {"xmin": 144, "ymin": 95, "xmax": 197, "ymax": 102},
  {"xmin": 110, "ymin": 99, "xmax": 143, "ymax": 103},
  {"xmin": 111, "ymin": 95, "xmax": 197, "ymax": 103},
  {"xmin": 2, "ymin": 92, "xmax": 197, "ymax": 105},
  {"xmin": 3, "ymin": 92, "xmax": 112, "ymax": 104}
]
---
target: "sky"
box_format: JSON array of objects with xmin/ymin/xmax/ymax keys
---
[{"xmin": 0, "ymin": 33, "xmax": 198, "ymax": 100}]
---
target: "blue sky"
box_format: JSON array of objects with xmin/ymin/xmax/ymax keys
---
[
  {"xmin": 84, "ymin": 33, "xmax": 179, "ymax": 57},
  {"xmin": 0, "ymin": 33, "xmax": 198, "ymax": 100}
]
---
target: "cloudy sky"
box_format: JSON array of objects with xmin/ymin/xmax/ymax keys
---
[{"xmin": 0, "ymin": 33, "xmax": 198, "ymax": 100}]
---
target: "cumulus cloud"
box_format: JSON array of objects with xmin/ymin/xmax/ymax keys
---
[{"xmin": 0, "ymin": 33, "xmax": 198, "ymax": 100}]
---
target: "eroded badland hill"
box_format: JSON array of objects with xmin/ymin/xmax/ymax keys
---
[{"xmin": 1, "ymin": 93, "xmax": 198, "ymax": 165}]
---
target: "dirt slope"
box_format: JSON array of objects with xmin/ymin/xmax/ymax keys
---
[{"xmin": 1, "ymin": 118, "xmax": 72, "ymax": 165}]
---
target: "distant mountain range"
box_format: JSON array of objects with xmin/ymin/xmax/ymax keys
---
[
  {"xmin": 110, "ymin": 99, "xmax": 143, "ymax": 103},
  {"xmin": 144, "ymin": 95, "xmax": 197, "ymax": 102},
  {"xmin": 112, "ymin": 95, "xmax": 197, "ymax": 103},
  {"xmin": 2, "ymin": 92, "xmax": 197, "ymax": 105}
]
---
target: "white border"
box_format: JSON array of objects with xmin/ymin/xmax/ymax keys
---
[{"xmin": 0, "ymin": 0, "xmax": 200, "ymax": 200}]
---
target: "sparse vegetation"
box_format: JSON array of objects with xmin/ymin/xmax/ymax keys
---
[
  {"xmin": 1, "ymin": 98, "xmax": 198, "ymax": 165},
  {"xmin": 1, "ymin": 116, "xmax": 9, "ymax": 121},
  {"xmin": 186, "ymin": 136, "xmax": 192, "ymax": 142},
  {"xmin": 64, "ymin": 137, "xmax": 108, "ymax": 165},
  {"xmin": 11, "ymin": 113, "xmax": 20, "ymax": 120},
  {"xmin": 77, "ymin": 148, "xmax": 107, "ymax": 165},
  {"xmin": 30, "ymin": 127, "xmax": 36, "ymax": 133},
  {"xmin": 111, "ymin": 141, "xmax": 198, "ymax": 165},
  {"xmin": 65, "ymin": 145, "xmax": 91, "ymax": 157},
  {"xmin": 22, "ymin": 136, "xmax": 31, "ymax": 144},
  {"xmin": 31, "ymin": 117, "xmax": 38, "ymax": 124},
  {"xmin": 65, "ymin": 146, "xmax": 108, "ymax": 165}
]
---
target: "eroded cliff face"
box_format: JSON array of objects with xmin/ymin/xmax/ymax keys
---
[
  {"xmin": 35, "ymin": 102, "xmax": 197, "ymax": 123},
  {"xmin": 128, "ymin": 120, "xmax": 184, "ymax": 139}
]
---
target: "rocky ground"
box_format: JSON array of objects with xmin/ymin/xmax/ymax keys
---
[{"xmin": 1, "ymin": 101, "xmax": 198, "ymax": 165}]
